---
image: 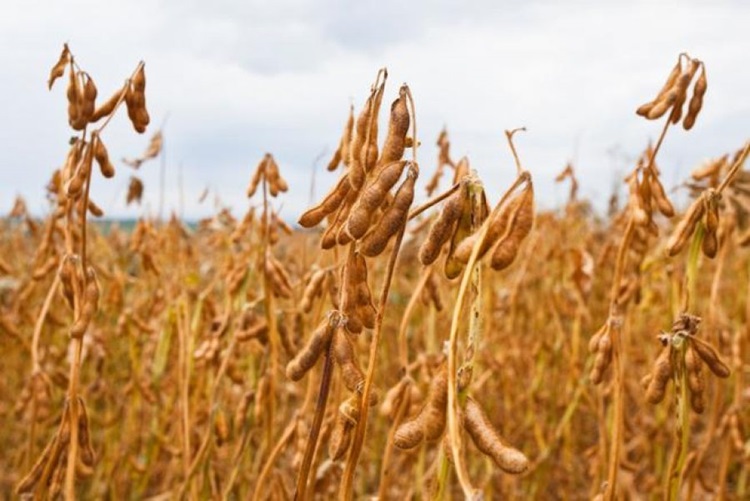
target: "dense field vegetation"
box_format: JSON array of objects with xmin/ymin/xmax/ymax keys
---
[{"xmin": 1, "ymin": 46, "xmax": 748, "ymax": 500}]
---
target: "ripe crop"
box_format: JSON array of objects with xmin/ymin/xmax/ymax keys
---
[{"xmin": 1, "ymin": 46, "xmax": 748, "ymax": 500}]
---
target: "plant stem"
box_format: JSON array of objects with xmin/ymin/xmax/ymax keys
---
[
  {"xmin": 340, "ymin": 226, "xmax": 408, "ymax": 500},
  {"xmin": 294, "ymin": 342, "xmax": 334, "ymax": 500}
]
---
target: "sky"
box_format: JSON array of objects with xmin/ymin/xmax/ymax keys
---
[{"xmin": 1, "ymin": 0, "xmax": 748, "ymax": 222}]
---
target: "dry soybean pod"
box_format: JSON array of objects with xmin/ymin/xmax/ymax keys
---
[
  {"xmin": 298, "ymin": 173, "xmax": 351, "ymax": 228},
  {"xmin": 332, "ymin": 327, "xmax": 365, "ymax": 393},
  {"xmin": 346, "ymin": 160, "xmax": 408, "ymax": 240},
  {"xmin": 645, "ymin": 345, "xmax": 673, "ymax": 404},
  {"xmin": 418, "ymin": 186, "xmax": 464, "ymax": 266},
  {"xmin": 683, "ymin": 63, "xmax": 707, "ymax": 130},
  {"xmin": 453, "ymin": 183, "xmax": 525, "ymax": 264},
  {"xmin": 360, "ymin": 163, "xmax": 418, "ymax": 257},
  {"xmin": 394, "ymin": 365, "xmax": 447, "ymax": 449},
  {"xmin": 48, "ymin": 43, "xmax": 70, "ymax": 90},
  {"xmin": 286, "ymin": 316, "xmax": 336, "ymax": 381},
  {"xmin": 93, "ymin": 133, "xmax": 115, "ymax": 179},
  {"xmin": 666, "ymin": 196, "xmax": 705, "ymax": 256},
  {"xmin": 636, "ymin": 59, "xmax": 682, "ymax": 117},
  {"xmin": 685, "ymin": 344, "xmax": 705, "ymax": 413},
  {"xmin": 378, "ymin": 84, "xmax": 411, "ymax": 166},
  {"xmin": 300, "ymin": 268, "xmax": 328, "ymax": 313},
  {"xmin": 490, "ymin": 181, "xmax": 534, "ymax": 271},
  {"xmin": 463, "ymin": 396, "xmax": 529, "ymax": 474},
  {"xmin": 670, "ymin": 59, "xmax": 701, "ymax": 124},
  {"xmin": 90, "ymin": 87, "xmax": 124, "ymax": 123},
  {"xmin": 689, "ymin": 336, "xmax": 730, "ymax": 378}
]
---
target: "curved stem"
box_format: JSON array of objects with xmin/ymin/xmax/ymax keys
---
[{"xmin": 397, "ymin": 268, "xmax": 432, "ymax": 371}]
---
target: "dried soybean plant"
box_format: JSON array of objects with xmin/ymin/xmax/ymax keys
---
[
  {"xmin": 589, "ymin": 52, "xmax": 711, "ymax": 501},
  {"xmin": 16, "ymin": 44, "xmax": 150, "ymax": 500},
  {"xmin": 292, "ymin": 69, "xmax": 419, "ymax": 499},
  {"xmin": 412, "ymin": 129, "xmax": 533, "ymax": 499},
  {"xmin": 6, "ymin": 45, "xmax": 750, "ymax": 500},
  {"xmin": 646, "ymin": 141, "xmax": 749, "ymax": 500}
]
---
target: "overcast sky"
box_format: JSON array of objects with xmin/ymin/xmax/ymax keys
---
[{"xmin": 1, "ymin": 0, "xmax": 748, "ymax": 221}]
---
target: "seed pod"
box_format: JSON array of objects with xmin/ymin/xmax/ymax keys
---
[
  {"xmin": 266, "ymin": 254, "xmax": 293, "ymax": 299},
  {"xmin": 702, "ymin": 230, "xmax": 718, "ymax": 258},
  {"xmin": 125, "ymin": 67, "xmax": 149, "ymax": 134},
  {"xmin": 691, "ymin": 155, "xmax": 726, "ymax": 181},
  {"xmin": 445, "ymin": 183, "xmax": 483, "ymax": 279},
  {"xmin": 126, "ymin": 176, "xmax": 144, "ymax": 206},
  {"xmin": 379, "ymin": 85, "xmax": 410, "ymax": 166},
  {"xmin": 588, "ymin": 324, "xmax": 607, "ymax": 354},
  {"xmin": 590, "ymin": 328, "xmax": 612, "ymax": 385},
  {"xmin": 332, "ymin": 328, "xmax": 365, "ymax": 393},
  {"xmin": 77, "ymin": 397, "xmax": 96, "ymax": 466},
  {"xmin": 236, "ymin": 319, "xmax": 269, "ymax": 342},
  {"xmin": 93, "ymin": 135, "xmax": 115, "ymax": 178},
  {"xmin": 685, "ymin": 345, "xmax": 705, "ymax": 414},
  {"xmin": 32, "ymin": 254, "xmax": 59, "ymax": 281},
  {"xmin": 59, "ymin": 255, "xmax": 79, "ymax": 310},
  {"xmin": 67, "ymin": 150, "xmax": 91, "ymax": 200},
  {"xmin": 328, "ymin": 106, "xmax": 354, "ymax": 171},
  {"xmin": 133, "ymin": 64, "xmax": 146, "ymax": 92},
  {"xmin": 637, "ymin": 59, "xmax": 682, "ymax": 117},
  {"xmin": 80, "ymin": 74, "xmax": 97, "ymax": 124},
  {"xmin": 423, "ymin": 271, "xmax": 444, "ymax": 311},
  {"xmin": 379, "ymin": 377, "xmax": 410, "ymax": 420},
  {"xmin": 329, "ymin": 408, "xmax": 354, "ymax": 461},
  {"xmin": 666, "ymin": 196, "xmax": 705, "ymax": 256},
  {"xmin": 453, "ymin": 156, "xmax": 470, "ymax": 184},
  {"xmin": 300, "ymin": 269, "xmax": 327, "ymax": 313},
  {"xmin": 645, "ymin": 346, "xmax": 673, "ymax": 404},
  {"xmin": 704, "ymin": 193, "xmax": 720, "ymax": 233},
  {"xmin": 15, "ymin": 429, "xmax": 56, "ymax": 494},
  {"xmin": 349, "ymin": 84, "xmax": 381, "ymax": 191},
  {"xmin": 87, "ymin": 199, "xmax": 104, "ymax": 218},
  {"xmin": 670, "ymin": 60, "xmax": 701, "ymax": 124},
  {"xmin": 265, "ymin": 155, "xmax": 288, "ymax": 196},
  {"xmin": 246, "ymin": 157, "xmax": 266, "ymax": 198},
  {"xmin": 298, "ymin": 174, "xmax": 351, "ymax": 228},
  {"xmin": 67, "ymin": 64, "xmax": 82, "ymax": 129},
  {"xmin": 394, "ymin": 365, "xmax": 447, "ymax": 449},
  {"xmin": 645, "ymin": 90, "xmax": 677, "ymax": 120},
  {"xmin": 463, "ymin": 397, "xmax": 529, "ymax": 474},
  {"xmin": 363, "ymin": 81, "xmax": 385, "ymax": 173},
  {"xmin": 361, "ymin": 165, "xmax": 417, "ymax": 257},
  {"xmin": 286, "ymin": 316, "xmax": 335, "ymax": 381},
  {"xmin": 91, "ymin": 87, "xmax": 124, "ymax": 122},
  {"xmin": 320, "ymin": 202, "xmax": 350, "ymax": 250},
  {"xmin": 346, "ymin": 160, "xmax": 408, "ymax": 240},
  {"xmin": 213, "ymin": 407, "xmax": 230, "ymax": 446},
  {"xmin": 683, "ymin": 65, "xmax": 707, "ymax": 130},
  {"xmin": 690, "ymin": 337, "xmax": 730, "ymax": 378},
  {"xmin": 341, "ymin": 251, "xmax": 374, "ymax": 334},
  {"xmin": 454, "ymin": 187, "xmax": 523, "ymax": 264},
  {"xmin": 418, "ymin": 189, "xmax": 463, "ymax": 265},
  {"xmin": 70, "ymin": 267, "xmax": 100, "ymax": 339},
  {"xmin": 649, "ymin": 175, "xmax": 674, "ymax": 217},
  {"xmin": 48, "ymin": 44, "xmax": 70, "ymax": 90},
  {"xmin": 490, "ymin": 182, "xmax": 534, "ymax": 271}
]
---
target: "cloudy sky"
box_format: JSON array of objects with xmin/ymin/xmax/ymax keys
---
[{"xmin": 1, "ymin": 0, "xmax": 748, "ymax": 221}]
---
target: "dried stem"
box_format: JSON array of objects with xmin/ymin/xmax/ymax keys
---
[{"xmin": 340, "ymin": 226, "xmax": 408, "ymax": 500}]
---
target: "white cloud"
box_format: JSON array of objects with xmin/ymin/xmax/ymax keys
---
[{"xmin": 1, "ymin": 0, "xmax": 748, "ymax": 220}]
